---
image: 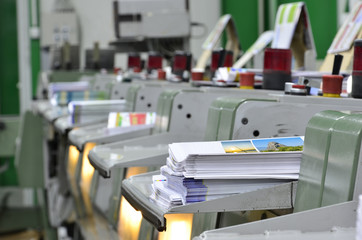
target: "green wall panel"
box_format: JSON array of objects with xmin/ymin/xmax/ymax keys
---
[
  {"xmin": 222, "ymin": 1, "xmax": 259, "ymax": 53},
  {"xmin": 0, "ymin": 0, "xmax": 19, "ymax": 114},
  {"xmin": 0, "ymin": 0, "xmax": 19, "ymax": 186}
]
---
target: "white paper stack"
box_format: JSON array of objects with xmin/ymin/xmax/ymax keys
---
[
  {"xmin": 68, "ymin": 99, "xmax": 127, "ymax": 124},
  {"xmin": 168, "ymin": 136, "xmax": 304, "ymax": 179},
  {"xmin": 151, "ymin": 136, "xmax": 304, "ymax": 208}
]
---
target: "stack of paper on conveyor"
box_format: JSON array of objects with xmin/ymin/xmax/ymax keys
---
[
  {"xmin": 68, "ymin": 100, "xmax": 127, "ymax": 124},
  {"xmin": 150, "ymin": 136, "xmax": 304, "ymax": 208},
  {"xmin": 107, "ymin": 112, "xmax": 156, "ymax": 128},
  {"xmin": 48, "ymin": 81, "xmax": 90, "ymax": 96},
  {"xmin": 51, "ymin": 90, "xmax": 108, "ymax": 106}
]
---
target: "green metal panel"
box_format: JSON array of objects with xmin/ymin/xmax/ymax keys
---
[
  {"xmin": 204, "ymin": 98, "xmax": 272, "ymax": 141},
  {"xmin": 217, "ymin": 98, "xmax": 249, "ymax": 141},
  {"xmin": 0, "ymin": 0, "xmax": 19, "ymax": 114},
  {"xmin": 15, "ymin": 111, "xmax": 44, "ymax": 188},
  {"xmin": 191, "ymin": 213, "xmax": 218, "ymax": 239},
  {"xmin": 321, "ymin": 113, "xmax": 362, "ymax": 207},
  {"xmin": 37, "ymin": 189, "xmax": 58, "ymax": 240},
  {"xmin": 0, "ymin": 116, "xmax": 20, "ymax": 185},
  {"xmin": 221, "ymin": 1, "xmax": 259, "ymax": 52},
  {"xmin": 294, "ymin": 110, "xmax": 344, "ymax": 213},
  {"xmin": 107, "ymin": 168, "xmax": 126, "ymax": 226},
  {"xmin": 0, "ymin": 208, "xmax": 42, "ymax": 233},
  {"xmin": 74, "ymin": 151, "xmax": 86, "ymax": 217},
  {"xmin": 0, "ymin": 116, "xmax": 20, "ymax": 157},
  {"xmin": 153, "ymin": 89, "xmax": 179, "ymax": 134},
  {"xmin": 138, "ymin": 217, "xmax": 156, "ymax": 240},
  {"xmin": 89, "ymin": 169, "xmax": 99, "ymax": 203},
  {"xmin": 126, "ymin": 84, "xmax": 142, "ymax": 111},
  {"xmin": 0, "ymin": 157, "xmax": 18, "ymax": 186},
  {"xmin": 203, "ymin": 98, "xmax": 225, "ymax": 141}
]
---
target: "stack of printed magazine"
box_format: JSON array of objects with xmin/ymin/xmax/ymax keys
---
[
  {"xmin": 68, "ymin": 100, "xmax": 127, "ymax": 124},
  {"xmin": 51, "ymin": 90, "xmax": 108, "ymax": 106},
  {"xmin": 107, "ymin": 112, "xmax": 156, "ymax": 128},
  {"xmin": 48, "ymin": 82, "xmax": 98, "ymax": 106},
  {"xmin": 48, "ymin": 81, "xmax": 90, "ymax": 96},
  {"xmin": 150, "ymin": 136, "xmax": 304, "ymax": 208}
]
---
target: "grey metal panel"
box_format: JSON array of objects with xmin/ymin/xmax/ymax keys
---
[
  {"xmin": 122, "ymin": 170, "xmax": 298, "ymax": 231},
  {"xmin": 197, "ymin": 201, "xmax": 357, "ymax": 239},
  {"xmin": 68, "ymin": 123, "xmax": 153, "ymax": 151},
  {"xmin": 54, "ymin": 115, "xmax": 108, "ymax": 135},
  {"xmin": 232, "ymin": 100, "xmax": 362, "ymax": 140},
  {"xmin": 88, "ymin": 132, "xmax": 203, "ymax": 178},
  {"xmin": 196, "ymin": 227, "xmax": 355, "ymax": 240}
]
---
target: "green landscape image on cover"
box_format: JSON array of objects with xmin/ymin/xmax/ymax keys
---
[
  {"xmin": 221, "ymin": 140, "xmax": 257, "ymax": 153},
  {"xmin": 252, "ymin": 137, "xmax": 304, "ymax": 152},
  {"xmin": 221, "ymin": 137, "xmax": 304, "ymax": 153}
]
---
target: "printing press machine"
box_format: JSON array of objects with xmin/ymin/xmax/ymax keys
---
[
  {"xmin": 193, "ymin": 110, "xmax": 362, "ymax": 240},
  {"xmin": 9, "ymin": 70, "xmax": 362, "ymax": 240},
  {"xmin": 117, "ymin": 95, "xmax": 362, "ymax": 239},
  {"xmin": 70, "ymin": 86, "xmax": 282, "ymax": 239},
  {"xmin": 47, "ymin": 79, "xmax": 358, "ymax": 240}
]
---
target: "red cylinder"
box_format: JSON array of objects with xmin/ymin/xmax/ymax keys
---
[
  {"xmin": 263, "ymin": 48, "xmax": 292, "ymax": 90},
  {"xmin": 157, "ymin": 69, "xmax": 166, "ymax": 80},
  {"xmin": 173, "ymin": 53, "xmax": 188, "ymax": 71},
  {"xmin": 239, "ymin": 72, "xmax": 255, "ymax": 89},
  {"xmin": 352, "ymin": 39, "xmax": 362, "ymax": 98},
  {"xmin": 322, "ymin": 75, "xmax": 343, "ymax": 97},
  {"xmin": 147, "ymin": 52, "xmax": 163, "ymax": 71},
  {"xmin": 223, "ymin": 51, "xmax": 233, "ymax": 67},
  {"xmin": 127, "ymin": 53, "xmax": 141, "ymax": 69},
  {"xmin": 264, "ymin": 48, "xmax": 292, "ymax": 73},
  {"xmin": 211, "ymin": 50, "xmax": 221, "ymax": 72},
  {"xmin": 191, "ymin": 71, "xmax": 204, "ymax": 81},
  {"xmin": 353, "ymin": 39, "xmax": 362, "ymax": 73}
]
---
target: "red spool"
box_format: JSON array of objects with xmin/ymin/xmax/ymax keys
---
[
  {"xmin": 147, "ymin": 53, "xmax": 163, "ymax": 71},
  {"xmin": 191, "ymin": 71, "xmax": 204, "ymax": 81},
  {"xmin": 127, "ymin": 53, "xmax": 141, "ymax": 69},
  {"xmin": 157, "ymin": 69, "xmax": 166, "ymax": 80},
  {"xmin": 264, "ymin": 48, "xmax": 292, "ymax": 73},
  {"xmin": 322, "ymin": 75, "xmax": 343, "ymax": 96},
  {"xmin": 239, "ymin": 72, "xmax": 255, "ymax": 89},
  {"xmin": 223, "ymin": 51, "xmax": 233, "ymax": 67}
]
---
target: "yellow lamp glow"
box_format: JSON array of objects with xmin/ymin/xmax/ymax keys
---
[
  {"xmin": 67, "ymin": 145, "xmax": 80, "ymax": 177},
  {"xmin": 80, "ymin": 142, "xmax": 96, "ymax": 194},
  {"xmin": 118, "ymin": 167, "xmax": 148, "ymax": 240},
  {"xmin": 158, "ymin": 214, "xmax": 194, "ymax": 240},
  {"xmin": 80, "ymin": 142, "xmax": 96, "ymax": 215},
  {"xmin": 67, "ymin": 145, "xmax": 81, "ymax": 201},
  {"xmin": 118, "ymin": 197, "xmax": 143, "ymax": 240}
]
